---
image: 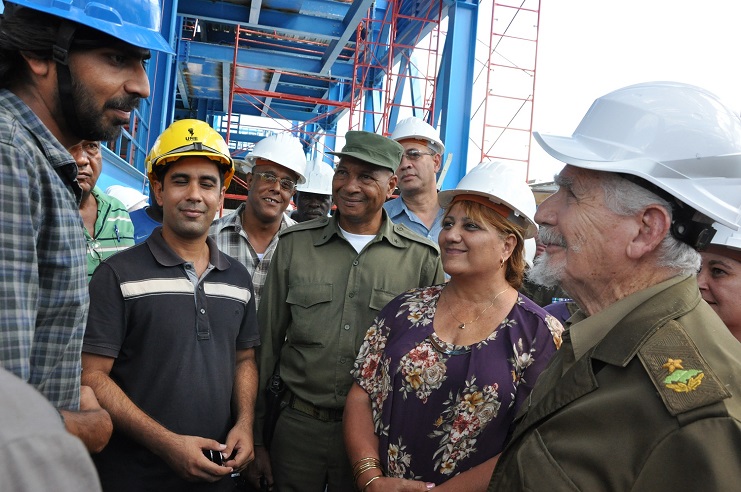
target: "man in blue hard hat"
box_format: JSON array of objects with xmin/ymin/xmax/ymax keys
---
[{"xmin": 0, "ymin": 0, "xmax": 172, "ymax": 453}]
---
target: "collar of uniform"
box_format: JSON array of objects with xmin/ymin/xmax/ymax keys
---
[
  {"xmin": 211, "ymin": 202, "xmax": 296, "ymax": 236},
  {"xmin": 0, "ymin": 89, "xmax": 83, "ymax": 203},
  {"xmin": 384, "ymin": 196, "xmax": 406, "ymax": 219},
  {"xmin": 210, "ymin": 201, "xmax": 246, "ymax": 234},
  {"xmin": 90, "ymin": 186, "xmax": 112, "ymax": 214},
  {"xmin": 313, "ymin": 209, "xmax": 405, "ymax": 249},
  {"xmin": 146, "ymin": 227, "xmax": 230, "ymax": 270},
  {"xmin": 384, "ymin": 196, "xmax": 445, "ymax": 224},
  {"xmin": 574, "ymin": 275, "xmax": 695, "ymax": 366}
]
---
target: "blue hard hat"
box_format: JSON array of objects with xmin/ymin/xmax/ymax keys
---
[{"xmin": 7, "ymin": 0, "xmax": 173, "ymax": 54}]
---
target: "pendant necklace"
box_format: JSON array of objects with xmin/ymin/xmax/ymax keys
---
[{"xmin": 445, "ymin": 286, "xmax": 509, "ymax": 330}]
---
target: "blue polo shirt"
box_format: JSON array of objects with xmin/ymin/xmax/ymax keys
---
[{"xmin": 384, "ymin": 196, "xmax": 444, "ymax": 244}]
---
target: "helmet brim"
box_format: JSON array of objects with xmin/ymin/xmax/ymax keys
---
[
  {"xmin": 535, "ymin": 132, "xmax": 741, "ymax": 231},
  {"xmin": 438, "ymin": 189, "xmax": 538, "ymax": 239}
]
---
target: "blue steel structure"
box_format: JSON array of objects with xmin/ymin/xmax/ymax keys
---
[
  {"xmin": 109, "ymin": 0, "xmax": 484, "ymax": 194},
  {"xmin": 0, "ymin": 0, "xmax": 538, "ymax": 193}
]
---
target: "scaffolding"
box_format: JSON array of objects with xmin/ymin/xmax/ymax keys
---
[
  {"xmin": 224, "ymin": 24, "xmax": 354, "ymax": 155},
  {"xmin": 474, "ymin": 0, "xmax": 541, "ymax": 179},
  {"xmin": 348, "ymin": 1, "xmax": 445, "ymax": 135}
]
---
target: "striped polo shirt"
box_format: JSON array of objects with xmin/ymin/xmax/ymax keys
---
[{"xmin": 84, "ymin": 186, "xmax": 135, "ymax": 280}]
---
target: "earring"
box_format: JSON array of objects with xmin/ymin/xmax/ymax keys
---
[{"xmin": 499, "ymin": 258, "xmax": 504, "ymax": 268}]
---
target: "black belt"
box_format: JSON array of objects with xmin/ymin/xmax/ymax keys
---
[{"xmin": 285, "ymin": 391, "xmax": 344, "ymax": 422}]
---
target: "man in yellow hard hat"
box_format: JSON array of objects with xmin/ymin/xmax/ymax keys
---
[{"xmin": 82, "ymin": 119, "xmax": 259, "ymax": 491}]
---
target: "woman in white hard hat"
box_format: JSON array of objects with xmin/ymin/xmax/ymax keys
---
[
  {"xmin": 344, "ymin": 162, "xmax": 564, "ymax": 491},
  {"xmin": 698, "ymin": 223, "xmax": 741, "ymax": 342}
]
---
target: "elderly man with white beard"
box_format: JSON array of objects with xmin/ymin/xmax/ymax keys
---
[{"xmin": 488, "ymin": 82, "xmax": 741, "ymax": 492}]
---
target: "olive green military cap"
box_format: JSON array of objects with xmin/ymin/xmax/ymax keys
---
[{"xmin": 328, "ymin": 131, "xmax": 403, "ymax": 172}]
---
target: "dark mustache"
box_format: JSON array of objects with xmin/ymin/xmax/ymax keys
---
[{"xmin": 105, "ymin": 96, "xmax": 141, "ymax": 113}]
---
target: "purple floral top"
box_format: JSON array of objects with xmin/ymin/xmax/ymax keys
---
[{"xmin": 352, "ymin": 284, "xmax": 564, "ymax": 484}]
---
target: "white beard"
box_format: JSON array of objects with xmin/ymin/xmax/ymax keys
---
[{"xmin": 527, "ymin": 251, "xmax": 566, "ymax": 288}]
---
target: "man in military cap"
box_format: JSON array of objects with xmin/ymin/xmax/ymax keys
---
[
  {"xmin": 247, "ymin": 131, "xmax": 445, "ymax": 491},
  {"xmin": 489, "ymin": 82, "xmax": 741, "ymax": 490}
]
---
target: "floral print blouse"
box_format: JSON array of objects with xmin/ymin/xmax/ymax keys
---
[{"xmin": 352, "ymin": 284, "xmax": 564, "ymax": 484}]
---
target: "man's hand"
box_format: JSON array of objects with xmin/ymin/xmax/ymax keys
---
[
  {"xmin": 61, "ymin": 385, "xmax": 113, "ymax": 453},
  {"xmin": 222, "ymin": 423, "xmax": 254, "ymax": 472},
  {"xmin": 157, "ymin": 434, "xmax": 234, "ymax": 483},
  {"xmin": 245, "ymin": 445, "xmax": 274, "ymax": 490}
]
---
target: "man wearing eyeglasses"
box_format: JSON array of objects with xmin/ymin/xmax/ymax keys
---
[
  {"xmin": 210, "ymin": 133, "xmax": 307, "ymax": 308},
  {"xmin": 70, "ymin": 140, "xmax": 135, "ymax": 280},
  {"xmin": 384, "ymin": 117, "xmax": 447, "ymax": 243},
  {"xmin": 247, "ymin": 131, "xmax": 445, "ymax": 491}
]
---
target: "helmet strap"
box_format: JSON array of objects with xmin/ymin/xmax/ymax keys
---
[
  {"xmin": 619, "ymin": 174, "xmax": 716, "ymax": 250},
  {"xmin": 53, "ymin": 21, "xmax": 85, "ymax": 140},
  {"xmin": 669, "ymin": 203, "xmax": 717, "ymax": 251}
]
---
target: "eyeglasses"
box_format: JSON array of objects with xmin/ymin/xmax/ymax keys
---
[
  {"xmin": 253, "ymin": 172, "xmax": 297, "ymax": 192},
  {"xmin": 86, "ymin": 239, "xmax": 103, "ymax": 262},
  {"xmin": 402, "ymin": 149, "xmax": 436, "ymax": 161}
]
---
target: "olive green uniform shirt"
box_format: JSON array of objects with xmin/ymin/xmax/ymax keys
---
[
  {"xmin": 255, "ymin": 212, "xmax": 444, "ymax": 443},
  {"xmin": 490, "ymin": 275, "xmax": 741, "ymax": 491}
]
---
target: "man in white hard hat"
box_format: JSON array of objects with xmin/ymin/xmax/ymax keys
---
[
  {"xmin": 210, "ymin": 133, "xmax": 307, "ymax": 307},
  {"xmin": 489, "ymin": 82, "xmax": 741, "ymax": 490},
  {"xmin": 384, "ymin": 116, "xmax": 446, "ymax": 243},
  {"xmin": 0, "ymin": 0, "xmax": 172, "ymax": 452},
  {"xmin": 291, "ymin": 158, "xmax": 334, "ymax": 223}
]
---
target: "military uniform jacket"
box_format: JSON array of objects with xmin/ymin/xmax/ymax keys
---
[
  {"xmin": 489, "ymin": 275, "xmax": 741, "ymax": 491},
  {"xmin": 254, "ymin": 212, "xmax": 444, "ymax": 443}
]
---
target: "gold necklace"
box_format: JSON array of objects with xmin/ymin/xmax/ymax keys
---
[{"xmin": 444, "ymin": 287, "xmax": 509, "ymax": 330}]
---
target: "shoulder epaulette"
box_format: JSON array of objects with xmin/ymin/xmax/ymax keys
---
[
  {"xmin": 278, "ymin": 216, "xmax": 330, "ymax": 237},
  {"xmin": 638, "ymin": 320, "xmax": 731, "ymax": 416},
  {"xmin": 392, "ymin": 223, "xmax": 440, "ymax": 252}
]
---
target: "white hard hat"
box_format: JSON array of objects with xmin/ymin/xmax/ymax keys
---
[
  {"xmin": 710, "ymin": 222, "xmax": 741, "ymax": 251},
  {"xmin": 438, "ymin": 161, "xmax": 538, "ymax": 239},
  {"xmin": 534, "ymin": 81, "xmax": 741, "ymax": 233},
  {"xmin": 234, "ymin": 159, "xmax": 252, "ymax": 175},
  {"xmin": 297, "ymin": 159, "xmax": 334, "ymax": 195},
  {"xmin": 390, "ymin": 117, "xmax": 445, "ymax": 154},
  {"xmin": 524, "ymin": 237, "xmax": 536, "ymax": 268},
  {"xmin": 105, "ymin": 185, "xmax": 149, "ymax": 212},
  {"xmin": 245, "ymin": 133, "xmax": 308, "ymax": 184}
]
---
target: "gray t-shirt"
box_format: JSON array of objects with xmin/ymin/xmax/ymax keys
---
[{"xmin": 0, "ymin": 368, "xmax": 101, "ymax": 491}]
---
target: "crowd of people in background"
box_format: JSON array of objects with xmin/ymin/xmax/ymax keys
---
[{"xmin": 1, "ymin": 1, "xmax": 741, "ymax": 491}]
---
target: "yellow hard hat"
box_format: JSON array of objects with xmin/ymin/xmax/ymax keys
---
[{"xmin": 146, "ymin": 119, "xmax": 235, "ymax": 188}]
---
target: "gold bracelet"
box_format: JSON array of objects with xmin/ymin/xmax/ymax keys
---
[
  {"xmin": 362, "ymin": 474, "xmax": 382, "ymax": 492},
  {"xmin": 352, "ymin": 457, "xmax": 380, "ymax": 468},
  {"xmin": 352, "ymin": 457, "xmax": 381, "ymax": 482},
  {"xmin": 353, "ymin": 463, "xmax": 381, "ymax": 482}
]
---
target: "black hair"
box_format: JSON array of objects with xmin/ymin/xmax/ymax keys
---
[
  {"xmin": 0, "ymin": 6, "xmax": 116, "ymax": 90},
  {"xmin": 0, "ymin": 6, "xmax": 62, "ymax": 89}
]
